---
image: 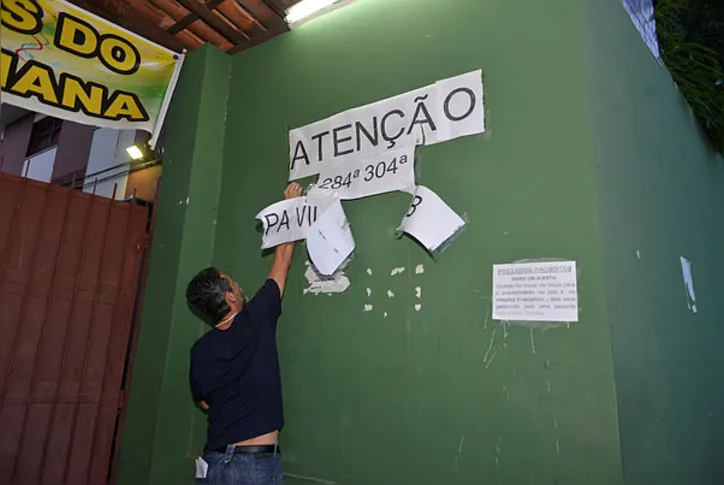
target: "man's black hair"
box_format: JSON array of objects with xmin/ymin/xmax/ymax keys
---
[{"xmin": 186, "ymin": 267, "xmax": 232, "ymax": 324}]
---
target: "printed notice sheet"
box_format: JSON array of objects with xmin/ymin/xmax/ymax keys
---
[{"xmin": 492, "ymin": 261, "xmax": 578, "ymax": 322}]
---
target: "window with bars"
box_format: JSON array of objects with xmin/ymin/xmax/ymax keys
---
[{"xmin": 26, "ymin": 116, "xmax": 63, "ymax": 157}]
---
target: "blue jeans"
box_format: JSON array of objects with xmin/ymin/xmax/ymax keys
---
[{"xmin": 198, "ymin": 445, "xmax": 284, "ymax": 484}]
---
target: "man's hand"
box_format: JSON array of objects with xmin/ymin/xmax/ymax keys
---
[
  {"xmin": 284, "ymin": 182, "xmax": 302, "ymax": 200},
  {"xmin": 269, "ymin": 183, "xmax": 301, "ymax": 296}
]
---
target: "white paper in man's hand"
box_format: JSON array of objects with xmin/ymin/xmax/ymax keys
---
[
  {"xmin": 307, "ymin": 200, "xmax": 355, "ymax": 276},
  {"xmin": 399, "ymin": 186, "xmax": 465, "ymax": 252},
  {"xmin": 255, "ymin": 191, "xmax": 339, "ymax": 250},
  {"xmin": 195, "ymin": 457, "xmax": 208, "ymax": 479}
]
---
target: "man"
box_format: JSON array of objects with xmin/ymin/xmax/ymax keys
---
[{"xmin": 186, "ymin": 182, "xmax": 302, "ymax": 484}]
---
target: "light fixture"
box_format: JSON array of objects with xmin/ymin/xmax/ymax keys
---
[
  {"xmin": 126, "ymin": 145, "xmax": 144, "ymax": 160},
  {"xmin": 286, "ymin": 0, "xmax": 338, "ymax": 25}
]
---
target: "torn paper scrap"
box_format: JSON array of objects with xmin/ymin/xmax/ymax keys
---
[
  {"xmin": 316, "ymin": 144, "xmax": 416, "ymax": 200},
  {"xmin": 680, "ymin": 256, "xmax": 697, "ymax": 313},
  {"xmin": 492, "ymin": 261, "xmax": 578, "ymax": 323},
  {"xmin": 306, "ymin": 200, "xmax": 355, "ymax": 276},
  {"xmin": 399, "ymin": 186, "xmax": 466, "ymax": 253},
  {"xmin": 255, "ymin": 193, "xmax": 337, "ymax": 250}
]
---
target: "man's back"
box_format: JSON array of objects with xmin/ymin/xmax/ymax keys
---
[{"xmin": 190, "ymin": 280, "xmax": 284, "ymax": 453}]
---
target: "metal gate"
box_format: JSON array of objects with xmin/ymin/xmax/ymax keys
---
[{"xmin": 0, "ymin": 172, "xmax": 149, "ymax": 485}]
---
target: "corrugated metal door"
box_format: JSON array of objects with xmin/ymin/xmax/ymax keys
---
[{"xmin": 0, "ymin": 172, "xmax": 149, "ymax": 485}]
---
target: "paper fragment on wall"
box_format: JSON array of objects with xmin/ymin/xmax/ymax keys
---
[
  {"xmin": 288, "ymin": 70, "xmax": 484, "ymax": 181},
  {"xmin": 306, "ymin": 200, "xmax": 355, "ymax": 276},
  {"xmin": 303, "ymin": 262, "xmax": 350, "ymax": 295},
  {"xmin": 316, "ymin": 144, "xmax": 416, "ymax": 199},
  {"xmin": 680, "ymin": 256, "xmax": 697, "ymax": 313},
  {"xmin": 398, "ymin": 186, "xmax": 466, "ymax": 253}
]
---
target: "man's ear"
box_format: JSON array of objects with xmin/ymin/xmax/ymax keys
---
[{"xmin": 225, "ymin": 290, "xmax": 238, "ymax": 306}]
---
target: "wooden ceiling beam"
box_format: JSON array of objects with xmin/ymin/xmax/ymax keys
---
[
  {"xmin": 237, "ymin": 0, "xmax": 284, "ymax": 28},
  {"xmin": 258, "ymin": 0, "xmax": 286, "ymax": 22},
  {"xmin": 227, "ymin": 20, "xmax": 287, "ymax": 54},
  {"xmin": 167, "ymin": 14, "xmax": 197, "ymax": 35},
  {"xmin": 64, "ymin": 0, "xmax": 186, "ymax": 52},
  {"xmin": 218, "ymin": 0, "xmax": 263, "ymax": 33},
  {"xmin": 176, "ymin": 0, "xmax": 251, "ymax": 47},
  {"xmin": 167, "ymin": 0, "xmax": 224, "ymax": 35},
  {"xmin": 230, "ymin": 0, "xmax": 267, "ymax": 30}
]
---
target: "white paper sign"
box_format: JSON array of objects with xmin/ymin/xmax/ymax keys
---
[
  {"xmin": 399, "ymin": 186, "xmax": 466, "ymax": 252},
  {"xmin": 255, "ymin": 194, "xmax": 336, "ymax": 250},
  {"xmin": 289, "ymin": 70, "xmax": 484, "ymax": 180},
  {"xmin": 428, "ymin": 71, "xmax": 486, "ymax": 145},
  {"xmin": 306, "ymin": 200, "xmax": 355, "ymax": 276},
  {"xmin": 316, "ymin": 145, "xmax": 416, "ymax": 199},
  {"xmin": 492, "ymin": 261, "xmax": 579, "ymax": 322}
]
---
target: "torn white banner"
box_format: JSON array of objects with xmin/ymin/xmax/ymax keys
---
[
  {"xmin": 306, "ymin": 200, "xmax": 355, "ymax": 275},
  {"xmin": 317, "ymin": 145, "xmax": 416, "ymax": 200},
  {"xmin": 289, "ymin": 70, "xmax": 484, "ymax": 180},
  {"xmin": 255, "ymin": 193, "xmax": 337, "ymax": 250},
  {"xmin": 399, "ymin": 186, "xmax": 466, "ymax": 253}
]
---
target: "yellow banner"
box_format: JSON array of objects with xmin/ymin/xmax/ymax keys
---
[{"xmin": 1, "ymin": 0, "xmax": 185, "ymax": 146}]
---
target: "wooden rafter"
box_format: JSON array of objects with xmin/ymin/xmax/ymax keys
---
[
  {"xmin": 168, "ymin": 0, "xmax": 223, "ymax": 35},
  {"xmin": 176, "ymin": 0, "xmax": 250, "ymax": 47},
  {"xmin": 64, "ymin": 0, "xmax": 186, "ymax": 52},
  {"xmin": 62, "ymin": 0, "xmax": 301, "ymax": 54}
]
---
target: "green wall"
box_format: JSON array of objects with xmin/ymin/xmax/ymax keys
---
[
  {"xmin": 580, "ymin": 1, "xmax": 724, "ymax": 484},
  {"xmin": 117, "ymin": 46, "xmax": 230, "ymax": 485},
  {"xmin": 119, "ymin": 0, "xmax": 724, "ymax": 484},
  {"xmin": 214, "ymin": 0, "xmax": 621, "ymax": 484}
]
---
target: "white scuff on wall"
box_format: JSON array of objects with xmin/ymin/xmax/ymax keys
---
[
  {"xmin": 303, "ymin": 262, "xmax": 351, "ymax": 295},
  {"xmin": 391, "ymin": 267, "xmax": 405, "ymax": 276},
  {"xmin": 415, "ymin": 264, "xmax": 425, "ymax": 275}
]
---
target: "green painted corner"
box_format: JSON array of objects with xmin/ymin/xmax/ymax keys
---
[
  {"xmin": 580, "ymin": 1, "xmax": 724, "ymax": 483},
  {"xmin": 116, "ymin": 45, "xmax": 230, "ymax": 485}
]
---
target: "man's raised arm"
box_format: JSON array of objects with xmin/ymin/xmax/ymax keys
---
[{"xmin": 268, "ymin": 183, "xmax": 302, "ymax": 296}]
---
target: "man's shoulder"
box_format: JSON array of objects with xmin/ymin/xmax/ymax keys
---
[{"xmin": 190, "ymin": 330, "xmax": 214, "ymax": 356}]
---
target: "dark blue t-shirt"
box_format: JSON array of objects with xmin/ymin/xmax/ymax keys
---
[{"xmin": 189, "ymin": 279, "xmax": 284, "ymax": 453}]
